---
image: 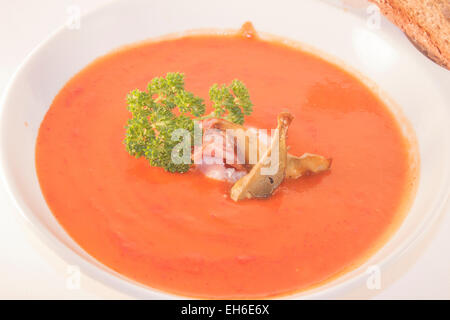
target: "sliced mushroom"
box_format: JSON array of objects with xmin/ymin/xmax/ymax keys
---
[
  {"xmin": 286, "ymin": 153, "xmax": 332, "ymax": 179},
  {"xmin": 208, "ymin": 118, "xmax": 331, "ymax": 179},
  {"xmin": 230, "ymin": 112, "xmax": 292, "ymax": 201}
]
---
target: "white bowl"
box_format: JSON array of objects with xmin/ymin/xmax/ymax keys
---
[{"xmin": 1, "ymin": 0, "xmax": 449, "ymax": 299}]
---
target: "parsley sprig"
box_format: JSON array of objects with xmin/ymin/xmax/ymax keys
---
[{"xmin": 124, "ymin": 72, "xmax": 253, "ymax": 173}]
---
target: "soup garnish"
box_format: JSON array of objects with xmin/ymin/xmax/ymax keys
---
[
  {"xmin": 124, "ymin": 73, "xmax": 253, "ymax": 173},
  {"xmin": 124, "ymin": 73, "xmax": 331, "ymax": 201}
]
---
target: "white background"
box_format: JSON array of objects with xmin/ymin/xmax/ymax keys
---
[{"xmin": 0, "ymin": 0, "xmax": 448, "ymax": 299}]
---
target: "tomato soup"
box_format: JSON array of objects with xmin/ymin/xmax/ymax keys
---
[{"xmin": 36, "ymin": 29, "xmax": 417, "ymax": 298}]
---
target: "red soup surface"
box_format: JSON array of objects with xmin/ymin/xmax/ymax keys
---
[{"xmin": 36, "ymin": 30, "xmax": 417, "ymax": 298}]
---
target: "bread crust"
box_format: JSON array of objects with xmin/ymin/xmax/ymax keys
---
[{"xmin": 369, "ymin": 0, "xmax": 450, "ymax": 69}]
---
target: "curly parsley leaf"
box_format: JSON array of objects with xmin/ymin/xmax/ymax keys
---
[{"xmin": 209, "ymin": 80, "xmax": 253, "ymax": 125}]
